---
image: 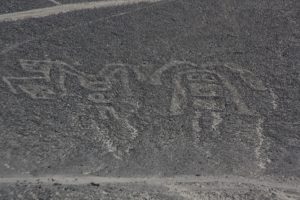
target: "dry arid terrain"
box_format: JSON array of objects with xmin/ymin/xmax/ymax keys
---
[{"xmin": 0, "ymin": 0, "xmax": 299, "ymax": 199}]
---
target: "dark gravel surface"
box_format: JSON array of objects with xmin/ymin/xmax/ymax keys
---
[
  {"xmin": 0, "ymin": 0, "xmax": 54, "ymax": 14},
  {"xmin": 0, "ymin": 0, "xmax": 299, "ymax": 199}
]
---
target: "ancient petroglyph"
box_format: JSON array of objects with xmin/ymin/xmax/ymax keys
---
[
  {"xmin": 3, "ymin": 59, "xmax": 273, "ymax": 167},
  {"xmin": 223, "ymin": 63, "xmax": 268, "ymax": 91},
  {"xmin": 3, "ymin": 59, "xmax": 109, "ymax": 98},
  {"xmin": 150, "ymin": 61, "xmax": 255, "ymax": 130},
  {"xmin": 3, "ymin": 60, "xmax": 54, "ymax": 99},
  {"xmin": 211, "ymin": 111, "xmax": 222, "ymax": 134},
  {"xmin": 18, "ymin": 84, "xmax": 57, "ymax": 99},
  {"xmin": 255, "ymin": 118, "xmax": 266, "ymax": 169},
  {"xmin": 87, "ymin": 105, "xmax": 139, "ymax": 160},
  {"xmin": 269, "ymin": 88, "xmax": 279, "ymax": 110},
  {"xmin": 2, "ymin": 59, "xmax": 142, "ymax": 159},
  {"xmin": 149, "ymin": 61, "xmax": 272, "ymax": 170},
  {"xmin": 3, "ymin": 60, "xmax": 145, "ymax": 99},
  {"xmin": 149, "ymin": 61, "xmax": 268, "ymax": 115}
]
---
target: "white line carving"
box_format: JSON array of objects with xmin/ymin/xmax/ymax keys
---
[
  {"xmin": 91, "ymin": 105, "xmax": 138, "ymax": 160},
  {"xmin": 149, "ymin": 61, "xmax": 269, "ymax": 116},
  {"xmin": 2, "ymin": 59, "xmax": 144, "ymax": 159},
  {"xmin": 3, "ymin": 59, "xmax": 273, "ymax": 168},
  {"xmin": 269, "ymin": 88, "xmax": 278, "ymax": 110},
  {"xmin": 211, "ymin": 111, "xmax": 222, "ymax": 134},
  {"xmin": 255, "ymin": 118, "xmax": 266, "ymax": 169},
  {"xmin": 3, "ymin": 59, "xmax": 145, "ymax": 98},
  {"xmin": 149, "ymin": 61, "xmax": 271, "ymax": 171}
]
